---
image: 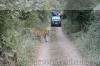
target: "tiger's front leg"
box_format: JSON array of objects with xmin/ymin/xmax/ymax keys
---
[
  {"xmin": 40, "ymin": 34, "xmax": 46, "ymax": 43},
  {"xmin": 44, "ymin": 33, "xmax": 48, "ymax": 42}
]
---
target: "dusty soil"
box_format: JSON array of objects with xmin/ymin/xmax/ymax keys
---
[{"xmin": 31, "ymin": 26, "xmax": 88, "ymax": 66}]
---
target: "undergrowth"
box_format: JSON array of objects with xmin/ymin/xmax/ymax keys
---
[{"xmin": 0, "ymin": 10, "xmax": 50, "ymax": 66}]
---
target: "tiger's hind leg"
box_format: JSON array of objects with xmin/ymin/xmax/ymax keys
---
[{"xmin": 36, "ymin": 33, "xmax": 42, "ymax": 43}]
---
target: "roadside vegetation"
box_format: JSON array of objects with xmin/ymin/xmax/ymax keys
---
[
  {"xmin": 0, "ymin": 0, "xmax": 52, "ymax": 66},
  {"xmin": 0, "ymin": 10, "xmax": 50, "ymax": 66},
  {"xmin": 62, "ymin": 0, "xmax": 100, "ymax": 65}
]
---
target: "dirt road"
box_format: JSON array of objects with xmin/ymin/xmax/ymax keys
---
[
  {"xmin": 31, "ymin": 26, "xmax": 88, "ymax": 66},
  {"xmin": 56, "ymin": 27, "xmax": 87, "ymax": 66}
]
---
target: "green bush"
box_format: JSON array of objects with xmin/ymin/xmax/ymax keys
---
[
  {"xmin": 75, "ymin": 21, "xmax": 100, "ymax": 64},
  {"xmin": 0, "ymin": 10, "xmax": 50, "ymax": 66},
  {"xmin": 62, "ymin": 0, "xmax": 100, "ymax": 65},
  {"xmin": 63, "ymin": 10, "xmax": 94, "ymax": 35}
]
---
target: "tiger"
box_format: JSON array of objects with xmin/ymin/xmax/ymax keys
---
[{"xmin": 30, "ymin": 28, "xmax": 50, "ymax": 42}]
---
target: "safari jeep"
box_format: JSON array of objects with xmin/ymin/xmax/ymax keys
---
[{"xmin": 51, "ymin": 16, "xmax": 61, "ymax": 27}]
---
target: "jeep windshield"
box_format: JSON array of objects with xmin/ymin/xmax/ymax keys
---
[{"xmin": 52, "ymin": 16, "xmax": 61, "ymax": 21}]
